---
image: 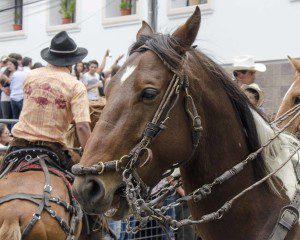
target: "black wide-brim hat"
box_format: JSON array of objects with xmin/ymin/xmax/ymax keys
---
[{"xmin": 41, "ymin": 31, "xmax": 88, "ymax": 67}]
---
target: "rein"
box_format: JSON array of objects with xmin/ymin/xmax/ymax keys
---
[
  {"xmin": 0, "ymin": 148, "xmax": 82, "ymax": 240},
  {"xmin": 72, "ymin": 46, "xmax": 300, "ymax": 239}
]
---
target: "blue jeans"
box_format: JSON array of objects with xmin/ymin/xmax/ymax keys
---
[{"xmin": 11, "ymin": 99, "xmax": 23, "ymax": 120}]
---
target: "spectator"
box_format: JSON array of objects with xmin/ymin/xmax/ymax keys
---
[
  {"xmin": 74, "ymin": 62, "xmax": 85, "ymax": 80},
  {"xmin": 83, "ymin": 62, "xmax": 89, "ymax": 74},
  {"xmin": 8, "ymin": 53, "xmax": 22, "ymax": 69},
  {"xmin": 0, "ymin": 58, "xmax": 16, "ymax": 124},
  {"xmin": 0, "ymin": 123, "xmax": 12, "ymax": 147},
  {"xmin": 168, "ymin": 169, "xmax": 198, "ymax": 240},
  {"xmin": 0, "ymin": 56, "xmax": 8, "ymax": 73},
  {"xmin": 82, "ymin": 60, "xmax": 103, "ymax": 101},
  {"xmin": 96, "ymin": 49, "xmax": 110, "ymax": 75},
  {"xmin": 232, "ymin": 55, "xmax": 266, "ymax": 87},
  {"xmin": 10, "ymin": 57, "xmax": 31, "ymax": 119},
  {"xmin": 0, "ymin": 56, "xmax": 8, "ymax": 119},
  {"xmin": 101, "ymin": 53, "xmax": 124, "ymax": 95},
  {"xmin": 22, "ymin": 57, "xmax": 33, "ymax": 70},
  {"xmin": 32, "ymin": 62, "xmax": 43, "ymax": 69},
  {"xmin": 242, "ymin": 83, "xmax": 265, "ymax": 113}
]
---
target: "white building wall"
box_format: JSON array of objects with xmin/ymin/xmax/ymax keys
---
[
  {"xmin": 157, "ymin": 0, "xmax": 300, "ymax": 64},
  {"xmin": 0, "ymin": 0, "xmax": 299, "ymax": 65}
]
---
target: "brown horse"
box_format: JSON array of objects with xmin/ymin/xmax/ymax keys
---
[
  {"xmin": 73, "ymin": 7, "xmax": 300, "ymax": 239},
  {"xmin": 276, "ymin": 56, "xmax": 300, "ymax": 134},
  {"xmin": 0, "ymin": 100, "xmax": 106, "ymax": 240},
  {"xmin": 0, "ymin": 156, "xmax": 82, "ymax": 240}
]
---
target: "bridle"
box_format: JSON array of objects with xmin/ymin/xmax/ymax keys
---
[
  {"xmin": 72, "ymin": 44, "xmax": 203, "ymax": 191},
  {"xmin": 72, "ymin": 44, "xmax": 300, "ymax": 240}
]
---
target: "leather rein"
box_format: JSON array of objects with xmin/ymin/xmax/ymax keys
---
[{"xmin": 72, "ymin": 46, "xmax": 300, "ymax": 239}]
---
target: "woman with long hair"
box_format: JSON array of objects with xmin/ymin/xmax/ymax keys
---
[
  {"xmin": 0, "ymin": 123, "xmax": 12, "ymax": 147},
  {"xmin": 0, "ymin": 58, "xmax": 17, "ymax": 123},
  {"xmin": 73, "ymin": 62, "xmax": 85, "ymax": 80}
]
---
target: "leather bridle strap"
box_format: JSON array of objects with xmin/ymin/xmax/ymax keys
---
[
  {"xmin": 268, "ymin": 159, "xmax": 300, "ymax": 240},
  {"xmin": 22, "ymin": 155, "xmax": 54, "ymax": 239},
  {"xmin": 268, "ymin": 189, "xmax": 300, "ymax": 240}
]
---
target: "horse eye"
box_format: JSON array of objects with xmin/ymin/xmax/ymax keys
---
[
  {"xmin": 295, "ymin": 96, "xmax": 300, "ymax": 105},
  {"xmin": 140, "ymin": 88, "xmax": 158, "ymax": 101}
]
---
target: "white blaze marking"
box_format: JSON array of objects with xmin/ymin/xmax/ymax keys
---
[{"xmin": 120, "ymin": 65, "xmax": 136, "ymax": 83}]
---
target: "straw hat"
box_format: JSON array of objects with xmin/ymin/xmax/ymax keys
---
[
  {"xmin": 241, "ymin": 83, "xmax": 265, "ymax": 106},
  {"xmin": 232, "ymin": 55, "xmax": 266, "ymax": 72}
]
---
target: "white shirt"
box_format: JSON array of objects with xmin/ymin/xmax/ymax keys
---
[
  {"xmin": 10, "ymin": 67, "xmax": 30, "ymax": 101},
  {"xmin": 81, "ymin": 72, "xmax": 102, "ymax": 100}
]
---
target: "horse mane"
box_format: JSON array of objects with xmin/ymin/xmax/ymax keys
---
[{"xmin": 129, "ymin": 33, "xmax": 274, "ymax": 189}]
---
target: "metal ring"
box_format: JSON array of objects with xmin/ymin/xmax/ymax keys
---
[
  {"xmin": 97, "ymin": 162, "xmax": 105, "ymax": 175},
  {"xmin": 25, "ymin": 155, "xmax": 32, "ymax": 161},
  {"xmin": 44, "ymin": 184, "xmax": 52, "ymax": 192}
]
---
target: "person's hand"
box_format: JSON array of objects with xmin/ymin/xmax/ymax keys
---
[
  {"xmin": 105, "ymin": 49, "xmax": 110, "ymax": 57},
  {"xmin": 116, "ymin": 53, "xmax": 124, "ymax": 62},
  {"xmin": 176, "ymin": 186, "xmax": 185, "ymax": 197}
]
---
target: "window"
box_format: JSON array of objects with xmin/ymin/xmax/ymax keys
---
[
  {"xmin": 47, "ymin": 0, "xmax": 80, "ymax": 34},
  {"xmin": 102, "ymin": 0, "xmax": 141, "ymax": 27},
  {"xmin": 170, "ymin": 0, "xmax": 208, "ymax": 8},
  {"xmin": 167, "ymin": 0, "xmax": 212, "ymax": 18},
  {"xmin": 0, "ymin": 0, "xmax": 23, "ymax": 33},
  {"xmin": 48, "ymin": 0, "xmax": 76, "ymax": 26}
]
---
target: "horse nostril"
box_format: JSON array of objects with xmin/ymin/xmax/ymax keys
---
[
  {"xmin": 87, "ymin": 180, "xmax": 100, "ymax": 195},
  {"xmin": 83, "ymin": 177, "xmax": 105, "ymax": 204}
]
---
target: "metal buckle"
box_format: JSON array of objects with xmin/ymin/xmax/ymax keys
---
[
  {"xmin": 44, "ymin": 184, "xmax": 52, "ymax": 192},
  {"xmin": 33, "ymin": 213, "xmax": 41, "ymax": 220},
  {"xmin": 279, "ymin": 205, "xmax": 299, "ymax": 230}
]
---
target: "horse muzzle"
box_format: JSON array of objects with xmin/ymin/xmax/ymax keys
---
[{"xmin": 73, "ymin": 176, "xmax": 106, "ymax": 214}]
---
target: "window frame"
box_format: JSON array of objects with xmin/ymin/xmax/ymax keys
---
[
  {"xmin": 101, "ymin": 0, "xmax": 142, "ymax": 28},
  {"xmin": 46, "ymin": 0, "xmax": 81, "ymax": 35},
  {"xmin": 167, "ymin": 0, "xmax": 213, "ymax": 19},
  {"xmin": 0, "ymin": 0, "xmax": 26, "ymax": 42}
]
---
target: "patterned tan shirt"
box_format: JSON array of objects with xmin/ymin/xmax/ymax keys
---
[{"xmin": 12, "ymin": 65, "xmax": 90, "ymax": 145}]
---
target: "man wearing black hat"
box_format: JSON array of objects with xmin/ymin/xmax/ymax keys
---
[{"xmin": 11, "ymin": 31, "xmax": 91, "ymax": 166}]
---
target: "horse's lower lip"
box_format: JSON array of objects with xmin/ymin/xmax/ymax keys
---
[
  {"xmin": 104, "ymin": 194, "xmax": 121, "ymax": 217},
  {"xmin": 104, "ymin": 188, "xmax": 128, "ymax": 219}
]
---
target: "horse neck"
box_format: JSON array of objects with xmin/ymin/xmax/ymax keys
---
[{"xmin": 180, "ymin": 73, "xmax": 287, "ymax": 239}]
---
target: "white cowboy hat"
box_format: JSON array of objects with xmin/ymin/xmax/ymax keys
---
[
  {"xmin": 232, "ymin": 55, "xmax": 266, "ymax": 72},
  {"xmin": 241, "ymin": 83, "xmax": 265, "ymax": 106}
]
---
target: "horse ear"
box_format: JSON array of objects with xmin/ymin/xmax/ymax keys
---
[
  {"xmin": 287, "ymin": 55, "xmax": 300, "ymax": 73},
  {"xmin": 172, "ymin": 6, "xmax": 201, "ymax": 48},
  {"xmin": 136, "ymin": 21, "xmax": 154, "ymax": 40}
]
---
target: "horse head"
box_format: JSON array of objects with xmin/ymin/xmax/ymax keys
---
[
  {"xmin": 73, "ymin": 7, "xmax": 202, "ymax": 219},
  {"xmin": 276, "ymin": 55, "xmax": 300, "ymax": 133}
]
